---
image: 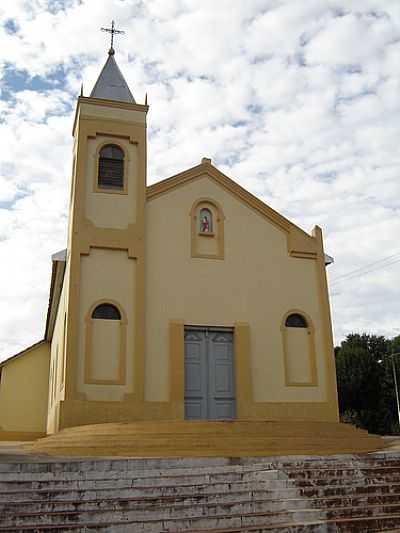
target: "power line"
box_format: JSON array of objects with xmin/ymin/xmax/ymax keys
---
[
  {"xmin": 330, "ymin": 251, "xmax": 400, "ymax": 284},
  {"xmin": 330, "ymin": 256, "xmax": 400, "ymax": 294},
  {"xmin": 331, "ymin": 257, "xmax": 400, "ymax": 288}
]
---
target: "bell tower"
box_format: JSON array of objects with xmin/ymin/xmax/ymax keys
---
[{"xmin": 48, "ymin": 44, "xmax": 148, "ymax": 431}]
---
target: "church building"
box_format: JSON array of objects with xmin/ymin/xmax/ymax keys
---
[{"xmin": 0, "ymin": 46, "xmax": 341, "ymax": 441}]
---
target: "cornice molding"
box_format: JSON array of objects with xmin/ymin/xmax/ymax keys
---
[
  {"xmin": 79, "ymin": 96, "xmax": 149, "ymax": 112},
  {"xmin": 72, "ymin": 96, "xmax": 148, "ymax": 137}
]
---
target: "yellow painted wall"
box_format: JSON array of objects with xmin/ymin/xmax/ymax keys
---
[
  {"xmin": 285, "ymin": 328, "xmax": 313, "ymax": 383},
  {"xmin": 145, "ymin": 175, "xmax": 328, "ymax": 404},
  {"xmin": 67, "ymin": 146, "xmax": 78, "ymax": 251},
  {"xmin": 0, "ymin": 342, "xmax": 50, "ymax": 432},
  {"xmin": 78, "ymin": 248, "xmax": 135, "ymax": 401},
  {"xmin": 47, "ymin": 261, "xmax": 69, "ymax": 434},
  {"xmin": 91, "ymin": 320, "xmax": 121, "ymax": 381}
]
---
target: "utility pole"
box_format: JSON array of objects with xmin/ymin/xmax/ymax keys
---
[{"xmin": 391, "ymin": 352, "xmax": 400, "ymax": 427}]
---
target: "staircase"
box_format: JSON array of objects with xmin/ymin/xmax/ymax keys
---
[{"xmin": 1, "ymin": 454, "xmax": 400, "ymax": 531}]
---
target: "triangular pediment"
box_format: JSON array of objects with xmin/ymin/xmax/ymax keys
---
[
  {"xmin": 147, "ymin": 161, "xmax": 319, "ymax": 259},
  {"xmin": 147, "ymin": 162, "xmax": 290, "ymax": 230}
]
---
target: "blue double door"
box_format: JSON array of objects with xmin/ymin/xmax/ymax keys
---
[{"xmin": 184, "ymin": 327, "xmax": 236, "ymax": 420}]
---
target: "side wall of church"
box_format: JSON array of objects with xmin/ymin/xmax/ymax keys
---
[
  {"xmin": 145, "ymin": 175, "xmax": 337, "ymax": 420},
  {"xmin": 47, "ymin": 262, "xmax": 69, "ymax": 433},
  {"xmin": 0, "ymin": 342, "xmax": 50, "ymax": 434}
]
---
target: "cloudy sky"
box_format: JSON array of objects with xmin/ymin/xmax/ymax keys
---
[{"xmin": 0, "ymin": 0, "xmax": 399, "ymax": 361}]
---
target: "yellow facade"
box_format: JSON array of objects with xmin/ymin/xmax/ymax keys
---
[
  {"xmin": 0, "ymin": 52, "xmax": 341, "ymax": 438},
  {"xmin": 0, "ymin": 342, "xmax": 49, "ymax": 437},
  {"xmin": 146, "ymin": 175, "xmax": 330, "ymax": 406}
]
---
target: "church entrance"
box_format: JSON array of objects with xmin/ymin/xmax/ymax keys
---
[{"xmin": 184, "ymin": 327, "xmax": 236, "ymax": 420}]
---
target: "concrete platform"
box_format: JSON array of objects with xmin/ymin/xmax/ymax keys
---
[{"xmin": 24, "ymin": 420, "xmax": 384, "ymax": 458}]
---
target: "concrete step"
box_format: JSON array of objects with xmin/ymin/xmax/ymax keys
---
[
  {"xmin": 30, "ymin": 442, "xmax": 381, "ymax": 454},
  {"xmin": 6, "ymin": 505, "xmax": 400, "ymax": 531},
  {"xmin": 299, "ymin": 481, "xmax": 400, "ymax": 498},
  {"xmin": 285, "ymin": 465, "xmax": 400, "ymax": 478},
  {"xmin": 0, "ymin": 478, "xmax": 294, "ymax": 500},
  {"xmin": 33, "ymin": 420, "xmax": 370, "ymax": 437},
  {"xmin": 0, "ymin": 499, "xmax": 291, "ymax": 527},
  {"xmin": 33, "ymin": 430, "xmax": 369, "ymax": 440},
  {"xmin": 5, "ymin": 461, "xmax": 400, "ymax": 481},
  {"xmin": 275, "ymin": 456, "xmax": 400, "ymax": 466},
  {"xmin": 0, "ymin": 454, "xmax": 400, "ymax": 478},
  {"xmin": 0, "ymin": 467, "xmax": 281, "ymax": 487},
  {"xmin": 0, "ymin": 494, "xmax": 286, "ymax": 514},
  {"xmin": 6, "ymin": 464, "xmax": 400, "ymax": 491},
  {"xmin": 2, "ymin": 479, "xmax": 400, "ymax": 505},
  {"xmin": 3, "ymin": 454, "xmax": 399, "ymax": 475},
  {"xmin": 34, "ymin": 433, "xmax": 372, "ymax": 444},
  {"xmin": 323, "ymin": 502, "xmax": 400, "ymax": 520},
  {"xmin": 2, "ymin": 489, "xmax": 400, "ymax": 516},
  {"xmin": 1, "ymin": 508, "xmax": 322, "ymax": 530},
  {"xmin": 0, "ymin": 486, "xmax": 303, "ymax": 506},
  {"xmin": 0, "ymin": 464, "xmax": 279, "ymax": 483},
  {"xmin": 33, "ymin": 435, "xmax": 381, "ymax": 446},
  {"xmin": 2, "ymin": 517, "xmax": 400, "ymax": 533},
  {"xmin": 0, "ymin": 459, "xmax": 272, "ymax": 474},
  {"xmin": 0, "ymin": 456, "xmax": 238, "ymax": 473},
  {"xmin": 293, "ymin": 475, "xmax": 400, "ymax": 488},
  {"xmin": 160, "ymin": 514, "xmax": 400, "ymax": 533},
  {"xmin": 28, "ymin": 421, "xmax": 383, "ymax": 458},
  {"xmin": 26, "ymin": 445, "xmax": 382, "ymax": 458}
]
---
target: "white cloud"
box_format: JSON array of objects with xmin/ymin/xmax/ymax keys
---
[
  {"xmin": 0, "ymin": 0, "xmax": 400, "ymax": 360},
  {"xmin": 306, "ymin": 12, "xmax": 395, "ymax": 66}
]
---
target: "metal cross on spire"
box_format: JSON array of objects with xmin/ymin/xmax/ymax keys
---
[{"xmin": 101, "ymin": 20, "xmax": 125, "ymax": 55}]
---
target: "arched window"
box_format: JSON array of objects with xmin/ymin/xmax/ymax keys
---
[
  {"xmin": 285, "ymin": 313, "xmax": 308, "ymax": 328},
  {"xmin": 85, "ymin": 301, "xmax": 126, "ymax": 385},
  {"xmin": 92, "ymin": 303, "xmax": 121, "ymax": 320},
  {"xmin": 98, "ymin": 144, "xmax": 124, "ymax": 190},
  {"xmin": 199, "ymin": 208, "xmax": 213, "ymax": 233},
  {"xmin": 282, "ymin": 311, "xmax": 317, "ymax": 386}
]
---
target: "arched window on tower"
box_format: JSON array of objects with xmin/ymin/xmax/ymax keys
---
[
  {"xmin": 92, "ymin": 303, "xmax": 121, "ymax": 320},
  {"xmin": 98, "ymin": 144, "xmax": 124, "ymax": 190},
  {"xmin": 85, "ymin": 301, "xmax": 126, "ymax": 385}
]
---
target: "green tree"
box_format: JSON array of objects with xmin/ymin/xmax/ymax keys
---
[
  {"xmin": 335, "ymin": 333, "xmax": 397, "ymax": 435},
  {"xmin": 390, "ymin": 335, "xmax": 400, "ymax": 355}
]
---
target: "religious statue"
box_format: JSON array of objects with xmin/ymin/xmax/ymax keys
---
[
  {"xmin": 200, "ymin": 208, "xmax": 212, "ymax": 233},
  {"xmin": 201, "ymin": 215, "xmax": 210, "ymax": 232}
]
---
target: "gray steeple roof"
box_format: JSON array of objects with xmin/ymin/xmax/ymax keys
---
[{"xmin": 90, "ymin": 48, "xmax": 135, "ymax": 103}]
